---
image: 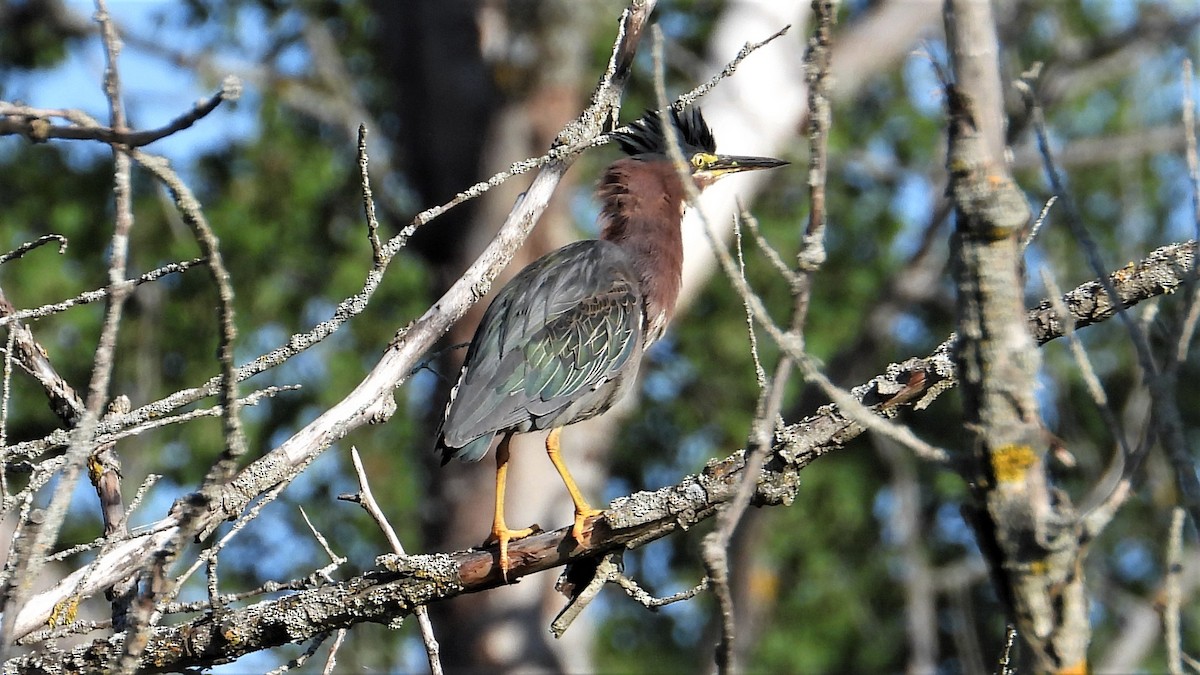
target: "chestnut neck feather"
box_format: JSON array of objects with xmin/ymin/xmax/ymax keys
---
[{"xmin": 597, "ymin": 157, "xmax": 686, "ymax": 341}]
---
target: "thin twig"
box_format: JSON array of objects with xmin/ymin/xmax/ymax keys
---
[
  {"xmin": 995, "ymin": 624, "xmax": 1017, "ymax": 675},
  {"xmin": 1018, "ymin": 74, "xmax": 1157, "ymax": 374},
  {"xmin": 265, "ymin": 631, "xmax": 331, "ymax": 675},
  {"xmin": 357, "ymin": 125, "xmax": 384, "ymax": 266},
  {"xmin": 1021, "ymin": 196, "xmax": 1056, "ymax": 251},
  {"xmin": 300, "ymin": 507, "xmax": 346, "ymax": 573},
  {"xmin": 0, "ymin": 329, "xmax": 13, "ymax": 501},
  {"xmin": 0, "ymin": 0, "xmax": 137, "ymax": 660},
  {"xmin": 158, "ymin": 576, "xmax": 330, "ymax": 616},
  {"xmin": 343, "ymin": 447, "xmax": 442, "ymax": 675},
  {"xmin": 0, "ymin": 257, "xmax": 205, "ymax": 327},
  {"xmin": 127, "ymin": 149, "xmax": 247, "ymax": 486},
  {"xmin": 652, "ymin": 11, "xmax": 810, "ymax": 671},
  {"xmin": 321, "ymin": 629, "xmax": 347, "ymax": 675},
  {"xmin": 0, "ymin": 234, "xmax": 68, "ymax": 265},
  {"xmin": 733, "ymin": 210, "xmax": 768, "ymax": 389},
  {"xmin": 612, "ymin": 573, "xmax": 709, "ymax": 609},
  {"xmin": 673, "ymin": 26, "xmax": 793, "ymax": 113},
  {"xmin": 651, "ymin": 30, "xmax": 741, "ymax": 673},
  {"xmin": 1173, "ymin": 59, "xmax": 1200, "ymax": 366},
  {"xmin": 1039, "ymin": 269, "xmax": 1135, "ymax": 535},
  {"xmin": 1022, "ymin": 69, "xmax": 1200, "ymax": 530},
  {"xmin": 0, "ymin": 77, "xmax": 240, "ymax": 147},
  {"xmin": 348, "ymin": 140, "xmax": 441, "ymax": 675},
  {"xmin": 5, "ymin": 385, "xmax": 297, "ymax": 464},
  {"xmin": 740, "ymin": 204, "xmax": 800, "ymax": 287}
]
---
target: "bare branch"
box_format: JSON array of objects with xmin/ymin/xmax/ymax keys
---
[
  {"xmin": 1166, "ymin": 507, "xmax": 1186, "ymax": 675},
  {"xmin": 0, "ymin": 78, "xmax": 239, "ymax": 148},
  {"xmin": 0, "ymin": 286, "xmax": 87, "ymax": 426},
  {"xmin": 0, "ymin": 235, "xmax": 67, "ymax": 265},
  {"xmin": 357, "ymin": 126, "xmax": 384, "ymax": 266},
  {"xmin": 0, "ymin": 258, "xmax": 204, "ymax": 327},
  {"xmin": 127, "ymin": 148, "xmax": 246, "ymax": 488},
  {"xmin": 341, "ymin": 448, "xmax": 442, "ymax": 675},
  {"xmin": 0, "ymin": 0, "xmax": 140, "ymax": 660}
]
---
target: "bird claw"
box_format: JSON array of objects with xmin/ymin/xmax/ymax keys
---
[
  {"xmin": 485, "ymin": 524, "xmax": 539, "ymax": 580},
  {"xmin": 570, "ymin": 508, "xmax": 604, "ymax": 545}
]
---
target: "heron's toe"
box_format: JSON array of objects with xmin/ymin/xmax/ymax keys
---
[
  {"xmin": 485, "ymin": 525, "xmax": 539, "ymax": 580},
  {"xmin": 570, "ymin": 508, "xmax": 604, "ymax": 545}
]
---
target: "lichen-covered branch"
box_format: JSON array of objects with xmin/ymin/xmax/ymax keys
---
[{"xmin": 944, "ymin": 2, "xmax": 1089, "ymax": 669}]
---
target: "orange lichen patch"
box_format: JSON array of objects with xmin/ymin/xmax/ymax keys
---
[
  {"xmin": 703, "ymin": 455, "xmax": 740, "ymax": 480},
  {"xmin": 48, "ymin": 596, "xmax": 79, "ymax": 627},
  {"xmin": 987, "ymin": 226, "xmax": 1018, "ymax": 240},
  {"xmin": 87, "ymin": 453, "xmax": 104, "ymax": 482},
  {"xmin": 1112, "ymin": 262, "xmax": 1136, "ymax": 284},
  {"xmin": 991, "ymin": 444, "xmax": 1037, "ymax": 483},
  {"xmin": 1056, "ymin": 658, "xmax": 1088, "ymax": 675},
  {"xmin": 153, "ymin": 643, "xmax": 184, "ymax": 668}
]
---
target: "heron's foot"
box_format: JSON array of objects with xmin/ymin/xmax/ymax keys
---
[
  {"xmin": 570, "ymin": 507, "xmax": 604, "ymax": 545},
  {"xmin": 484, "ymin": 524, "xmax": 539, "ymax": 580}
]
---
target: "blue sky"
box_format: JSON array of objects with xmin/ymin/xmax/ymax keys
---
[{"xmin": 4, "ymin": 1, "xmax": 261, "ymax": 168}]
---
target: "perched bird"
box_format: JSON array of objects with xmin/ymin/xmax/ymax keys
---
[{"xmin": 435, "ymin": 106, "xmax": 787, "ymax": 577}]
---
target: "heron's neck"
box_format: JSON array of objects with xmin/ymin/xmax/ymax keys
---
[{"xmin": 597, "ymin": 158, "xmax": 685, "ymax": 341}]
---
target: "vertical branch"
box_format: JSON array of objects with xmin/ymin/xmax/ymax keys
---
[
  {"xmin": 132, "ymin": 148, "xmax": 246, "ymax": 491},
  {"xmin": 357, "ymin": 125, "xmax": 385, "ymax": 266},
  {"xmin": 1012, "ymin": 37, "xmax": 1200, "ymax": 537},
  {"xmin": 649, "ymin": 35, "xmax": 742, "ymax": 671},
  {"xmin": 658, "ymin": 3, "xmax": 833, "ymax": 672},
  {"xmin": 876, "ymin": 437, "xmax": 938, "ymax": 672},
  {"xmin": 0, "ymin": 0, "xmax": 138, "ymax": 658},
  {"xmin": 1173, "ymin": 59, "xmax": 1200, "ymax": 368},
  {"xmin": 794, "ymin": 0, "xmax": 835, "ymax": 321},
  {"xmin": 90, "ymin": 397, "xmax": 130, "ymax": 538},
  {"xmin": 342, "ymin": 448, "xmax": 443, "ymax": 675},
  {"xmin": 942, "ymin": 0, "xmax": 1007, "ymax": 163},
  {"xmin": 0, "ymin": 328, "xmax": 12, "ymax": 500},
  {"xmin": 943, "ymin": 1, "xmax": 1088, "ymax": 671},
  {"xmin": 1165, "ymin": 507, "xmax": 1185, "ymax": 675}
]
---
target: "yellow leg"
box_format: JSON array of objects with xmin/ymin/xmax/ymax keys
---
[
  {"xmin": 484, "ymin": 434, "xmax": 536, "ymax": 579},
  {"xmin": 545, "ymin": 427, "xmax": 603, "ymax": 543}
]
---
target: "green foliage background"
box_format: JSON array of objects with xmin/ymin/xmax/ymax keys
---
[{"xmin": 1, "ymin": 0, "xmax": 1198, "ymax": 671}]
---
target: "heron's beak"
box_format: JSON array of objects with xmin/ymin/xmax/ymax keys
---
[
  {"xmin": 697, "ymin": 154, "xmax": 788, "ymax": 185},
  {"xmin": 711, "ymin": 155, "xmax": 789, "ymax": 173}
]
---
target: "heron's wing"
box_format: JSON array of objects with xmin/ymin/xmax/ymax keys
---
[{"xmin": 438, "ymin": 240, "xmax": 643, "ymax": 457}]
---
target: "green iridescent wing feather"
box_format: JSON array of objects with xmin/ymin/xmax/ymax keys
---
[{"xmin": 437, "ymin": 240, "xmax": 642, "ymax": 461}]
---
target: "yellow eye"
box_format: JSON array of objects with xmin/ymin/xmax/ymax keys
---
[{"xmin": 690, "ymin": 154, "xmax": 706, "ymax": 170}]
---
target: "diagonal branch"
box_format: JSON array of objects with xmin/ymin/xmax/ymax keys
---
[{"xmin": 8, "ymin": 0, "xmax": 660, "ymax": 641}]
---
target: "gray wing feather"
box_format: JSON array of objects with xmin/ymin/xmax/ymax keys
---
[{"xmin": 436, "ymin": 240, "xmax": 643, "ymax": 462}]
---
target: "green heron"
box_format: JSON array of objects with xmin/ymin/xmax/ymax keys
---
[{"xmin": 435, "ymin": 106, "xmax": 786, "ymax": 577}]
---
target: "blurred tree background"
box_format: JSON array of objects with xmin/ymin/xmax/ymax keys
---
[{"xmin": 2, "ymin": 0, "xmax": 1199, "ymax": 672}]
